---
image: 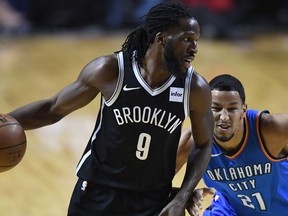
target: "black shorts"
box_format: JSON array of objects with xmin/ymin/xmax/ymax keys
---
[{"xmin": 68, "ymin": 178, "xmax": 172, "ymax": 216}]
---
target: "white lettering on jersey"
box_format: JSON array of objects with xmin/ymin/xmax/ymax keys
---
[
  {"xmin": 113, "ymin": 106, "xmax": 182, "ymax": 134},
  {"xmin": 206, "ymin": 162, "xmax": 271, "ymax": 181}
]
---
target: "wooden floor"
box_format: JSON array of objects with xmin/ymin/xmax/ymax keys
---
[{"xmin": 1, "ymin": 31, "xmax": 288, "ymax": 216}]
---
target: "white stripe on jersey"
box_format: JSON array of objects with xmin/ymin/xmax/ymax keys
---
[
  {"xmin": 75, "ymin": 99, "xmax": 105, "ymax": 175},
  {"xmin": 105, "ymin": 51, "xmax": 125, "ymax": 106},
  {"xmin": 184, "ymin": 66, "xmax": 194, "ymax": 117}
]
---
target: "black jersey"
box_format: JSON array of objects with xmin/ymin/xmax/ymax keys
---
[{"xmin": 76, "ymin": 51, "xmax": 194, "ymax": 192}]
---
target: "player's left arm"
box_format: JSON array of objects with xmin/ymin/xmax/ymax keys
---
[
  {"xmin": 178, "ymin": 71, "xmax": 213, "ymax": 203},
  {"xmin": 160, "ymin": 72, "xmax": 213, "ymax": 215},
  {"xmin": 176, "ymin": 128, "xmax": 193, "ymax": 173},
  {"xmin": 261, "ymin": 113, "xmax": 288, "ymax": 157}
]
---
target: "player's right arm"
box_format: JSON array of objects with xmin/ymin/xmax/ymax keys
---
[
  {"xmin": 261, "ymin": 113, "xmax": 288, "ymax": 157},
  {"xmin": 8, "ymin": 54, "xmax": 118, "ymax": 130}
]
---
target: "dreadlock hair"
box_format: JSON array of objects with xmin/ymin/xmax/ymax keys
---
[
  {"xmin": 209, "ymin": 74, "xmax": 246, "ymax": 104},
  {"xmin": 121, "ymin": 2, "xmax": 195, "ymax": 66}
]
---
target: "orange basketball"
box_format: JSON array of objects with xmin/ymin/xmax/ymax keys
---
[{"xmin": 0, "ymin": 114, "xmax": 27, "ymax": 172}]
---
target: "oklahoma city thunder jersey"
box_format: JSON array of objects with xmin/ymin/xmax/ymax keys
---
[
  {"xmin": 203, "ymin": 110, "xmax": 288, "ymax": 216},
  {"xmin": 76, "ymin": 51, "xmax": 194, "ymax": 191}
]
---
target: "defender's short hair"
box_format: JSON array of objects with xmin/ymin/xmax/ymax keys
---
[{"xmin": 209, "ymin": 74, "xmax": 246, "ymax": 103}]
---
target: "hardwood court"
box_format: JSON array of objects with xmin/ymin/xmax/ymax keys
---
[{"xmin": 0, "ymin": 32, "xmax": 288, "ymax": 216}]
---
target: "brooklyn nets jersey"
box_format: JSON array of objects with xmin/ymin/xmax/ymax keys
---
[
  {"xmin": 76, "ymin": 51, "xmax": 194, "ymax": 191},
  {"xmin": 203, "ymin": 110, "xmax": 288, "ymax": 216}
]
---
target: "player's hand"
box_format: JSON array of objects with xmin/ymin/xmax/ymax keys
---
[
  {"xmin": 158, "ymin": 198, "xmax": 186, "ymax": 216},
  {"xmin": 186, "ymin": 188, "xmax": 214, "ymax": 216}
]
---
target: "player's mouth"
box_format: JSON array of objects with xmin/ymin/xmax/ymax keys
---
[
  {"xmin": 184, "ymin": 56, "xmax": 194, "ymax": 68},
  {"xmin": 216, "ymin": 123, "xmax": 231, "ymax": 132}
]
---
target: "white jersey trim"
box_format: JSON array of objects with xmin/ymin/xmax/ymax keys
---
[
  {"xmin": 132, "ymin": 54, "xmax": 176, "ymax": 96},
  {"xmin": 184, "ymin": 67, "xmax": 194, "ymax": 117},
  {"xmin": 75, "ymin": 99, "xmax": 105, "ymax": 175},
  {"xmin": 105, "ymin": 52, "xmax": 125, "ymax": 106},
  {"xmin": 75, "ymin": 149, "xmax": 91, "ymax": 175}
]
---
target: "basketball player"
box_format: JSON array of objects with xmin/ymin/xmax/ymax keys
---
[
  {"xmin": 177, "ymin": 74, "xmax": 288, "ymax": 215},
  {"xmin": 8, "ymin": 2, "xmax": 214, "ymax": 216}
]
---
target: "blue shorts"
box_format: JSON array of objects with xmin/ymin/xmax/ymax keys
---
[{"xmin": 203, "ymin": 191, "xmax": 237, "ymax": 216}]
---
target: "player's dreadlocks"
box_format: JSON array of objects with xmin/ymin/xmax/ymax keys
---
[{"xmin": 121, "ymin": 2, "xmax": 195, "ymax": 66}]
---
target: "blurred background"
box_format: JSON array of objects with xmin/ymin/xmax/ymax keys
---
[
  {"xmin": 1, "ymin": 0, "xmax": 288, "ymax": 215},
  {"xmin": 1, "ymin": 0, "xmax": 288, "ymax": 39}
]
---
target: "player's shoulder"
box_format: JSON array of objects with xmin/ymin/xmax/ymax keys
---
[
  {"xmin": 191, "ymin": 70, "xmax": 210, "ymax": 89},
  {"xmin": 190, "ymin": 71, "xmax": 211, "ymax": 98},
  {"xmin": 86, "ymin": 53, "xmax": 118, "ymax": 73},
  {"xmin": 81, "ymin": 53, "xmax": 118, "ymax": 79},
  {"xmin": 257, "ymin": 110, "xmax": 288, "ymax": 157},
  {"xmin": 189, "ymin": 70, "xmax": 212, "ymax": 110},
  {"xmin": 77, "ymin": 53, "xmax": 119, "ymax": 92},
  {"xmin": 259, "ymin": 111, "xmax": 288, "ymax": 134}
]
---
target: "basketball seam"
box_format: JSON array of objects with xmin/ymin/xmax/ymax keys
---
[
  {"xmin": 0, "ymin": 123, "xmax": 21, "ymax": 129},
  {"xmin": 0, "ymin": 141, "xmax": 26, "ymax": 150}
]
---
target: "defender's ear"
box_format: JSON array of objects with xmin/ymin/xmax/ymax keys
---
[
  {"xmin": 156, "ymin": 32, "xmax": 166, "ymax": 45},
  {"xmin": 241, "ymin": 104, "xmax": 247, "ymax": 118}
]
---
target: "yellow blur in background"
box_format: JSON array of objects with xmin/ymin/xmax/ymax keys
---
[{"xmin": 1, "ymin": 31, "xmax": 288, "ymax": 215}]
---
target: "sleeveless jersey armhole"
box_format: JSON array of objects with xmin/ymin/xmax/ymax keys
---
[
  {"xmin": 256, "ymin": 110, "xmax": 286, "ymax": 161},
  {"xmin": 105, "ymin": 51, "xmax": 125, "ymax": 106},
  {"xmin": 184, "ymin": 67, "xmax": 194, "ymax": 117}
]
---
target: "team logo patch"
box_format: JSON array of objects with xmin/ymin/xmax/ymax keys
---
[
  {"xmin": 169, "ymin": 87, "xmax": 184, "ymax": 102},
  {"xmin": 81, "ymin": 181, "xmax": 88, "ymax": 191}
]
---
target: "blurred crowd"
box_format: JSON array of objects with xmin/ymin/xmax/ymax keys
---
[{"xmin": 0, "ymin": 0, "xmax": 288, "ymax": 39}]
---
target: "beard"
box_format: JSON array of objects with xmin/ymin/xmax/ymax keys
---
[{"xmin": 164, "ymin": 42, "xmax": 186, "ymax": 78}]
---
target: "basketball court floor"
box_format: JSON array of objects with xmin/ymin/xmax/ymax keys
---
[{"xmin": 1, "ymin": 31, "xmax": 287, "ymax": 215}]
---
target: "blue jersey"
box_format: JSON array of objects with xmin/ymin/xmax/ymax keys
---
[{"xmin": 203, "ymin": 110, "xmax": 288, "ymax": 216}]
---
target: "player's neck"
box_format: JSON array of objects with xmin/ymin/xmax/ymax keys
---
[{"xmin": 140, "ymin": 58, "xmax": 171, "ymax": 89}]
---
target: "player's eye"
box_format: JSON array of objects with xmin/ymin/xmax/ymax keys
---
[
  {"xmin": 211, "ymin": 107, "xmax": 221, "ymax": 112},
  {"xmin": 183, "ymin": 37, "xmax": 193, "ymax": 43},
  {"xmin": 228, "ymin": 107, "xmax": 238, "ymax": 112}
]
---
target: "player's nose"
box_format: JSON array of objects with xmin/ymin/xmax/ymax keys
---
[{"xmin": 219, "ymin": 109, "xmax": 229, "ymax": 121}]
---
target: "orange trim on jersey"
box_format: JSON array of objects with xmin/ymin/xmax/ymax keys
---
[
  {"xmin": 256, "ymin": 111, "xmax": 286, "ymax": 162},
  {"xmin": 225, "ymin": 115, "xmax": 249, "ymax": 159}
]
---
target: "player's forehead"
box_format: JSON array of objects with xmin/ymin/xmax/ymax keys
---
[
  {"xmin": 211, "ymin": 90, "xmax": 242, "ymax": 106},
  {"xmin": 167, "ymin": 18, "xmax": 200, "ymax": 36}
]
